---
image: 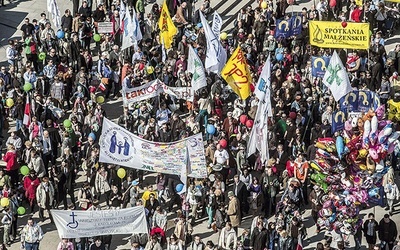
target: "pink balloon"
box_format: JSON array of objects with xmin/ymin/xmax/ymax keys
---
[{"xmin": 369, "ymin": 148, "xmax": 379, "ymax": 160}]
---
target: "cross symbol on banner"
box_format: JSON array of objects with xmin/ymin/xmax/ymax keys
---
[{"xmin": 326, "ymin": 64, "xmax": 342, "ymax": 86}]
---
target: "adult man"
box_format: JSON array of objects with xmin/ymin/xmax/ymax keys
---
[
  {"xmin": 36, "ymin": 177, "xmax": 55, "ymax": 222},
  {"xmin": 218, "ymin": 222, "xmax": 237, "ymax": 250},
  {"xmin": 250, "ymin": 222, "xmax": 269, "ymax": 250},
  {"xmin": 233, "ymin": 174, "xmax": 248, "ymax": 216},
  {"xmin": 20, "ymin": 217, "xmax": 43, "ymax": 250},
  {"xmin": 21, "ymin": 18, "xmax": 35, "ymax": 40},
  {"xmin": 213, "ymin": 143, "xmax": 230, "ymax": 180},
  {"xmin": 378, "ymin": 214, "xmax": 398, "ymax": 250},
  {"xmin": 226, "ymin": 191, "xmax": 241, "ymax": 233},
  {"xmin": 5, "ymin": 41, "xmax": 17, "ymax": 69},
  {"xmin": 261, "ymin": 167, "xmax": 280, "ymax": 217}
]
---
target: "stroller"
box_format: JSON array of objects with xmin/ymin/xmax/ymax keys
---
[{"xmin": 385, "ymin": 9, "xmax": 400, "ymax": 37}]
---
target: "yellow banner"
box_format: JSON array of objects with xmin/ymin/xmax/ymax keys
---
[
  {"xmin": 158, "ymin": 0, "xmax": 177, "ymax": 49},
  {"xmin": 309, "ymin": 21, "xmax": 370, "ymax": 49},
  {"xmin": 221, "ymin": 47, "xmax": 252, "ymax": 100},
  {"xmin": 385, "ymin": 0, "xmax": 400, "ymax": 2}
]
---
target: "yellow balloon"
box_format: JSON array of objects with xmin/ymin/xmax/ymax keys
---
[
  {"xmin": 117, "ymin": 168, "xmax": 126, "ymax": 179},
  {"xmin": 220, "ymin": 32, "xmax": 228, "ymax": 40},
  {"xmin": 142, "ymin": 190, "xmax": 157, "ymax": 201},
  {"xmin": 96, "ymin": 96, "xmax": 105, "ymax": 104},
  {"xmin": 6, "ymin": 98, "xmax": 14, "ymax": 108},
  {"xmin": 261, "ymin": 1, "xmax": 268, "ymax": 9},
  {"xmin": 146, "ymin": 66, "xmax": 154, "ymax": 75},
  {"xmin": 1, "ymin": 198, "xmax": 9, "ymax": 207}
]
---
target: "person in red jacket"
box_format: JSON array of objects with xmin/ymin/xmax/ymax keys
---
[
  {"xmin": 2, "ymin": 144, "xmax": 19, "ymax": 188},
  {"xmin": 351, "ymin": 5, "xmax": 363, "ymax": 22},
  {"xmin": 23, "ymin": 170, "xmax": 41, "ymax": 213}
]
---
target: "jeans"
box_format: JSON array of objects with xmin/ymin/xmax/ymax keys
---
[
  {"xmin": 15, "ymin": 119, "xmax": 22, "ymax": 131},
  {"xmin": 197, "ymin": 110, "xmax": 208, "ymax": 129},
  {"xmin": 24, "ymin": 242, "xmax": 39, "ymax": 250},
  {"xmin": 206, "ymin": 206, "xmax": 214, "ymax": 226}
]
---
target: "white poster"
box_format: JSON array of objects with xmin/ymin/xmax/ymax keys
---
[
  {"xmin": 99, "ymin": 118, "xmax": 207, "ymax": 178},
  {"xmin": 51, "ymin": 206, "xmax": 148, "ymax": 238}
]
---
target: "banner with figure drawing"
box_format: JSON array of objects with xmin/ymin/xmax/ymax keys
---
[
  {"xmin": 275, "ymin": 15, "xmax": 302, "ymax": 39},
  {"xmin": 51, "ymin": 206, "xmax": 148, "ymax": 238},
  {"xmin": 99, "ymin": 118, "xmax": 207, "ymax": 178},
  {"xmin": 312, "ymin": 56, "xmax": 331, "ymax": 78},
  {"xmin": 309, "ymin": 21, "xmax": 370, "ymax": 49}
]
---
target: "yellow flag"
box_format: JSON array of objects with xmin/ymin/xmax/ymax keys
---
[
  {"xmin": 158, "ymin": 0, "xmax": 178, "ymax": 49},
  {"xmin": 221, "ymin": 47, "xmax": 252, "ymax": 100}
]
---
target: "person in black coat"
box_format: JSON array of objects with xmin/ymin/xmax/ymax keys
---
[
  {"xmin": 378, "ymin": 214, "xmax": 398, "ymax": 250},
  {"xmin": 363, "ymin": 213, "xmax": 379, "ymax": 250},
  {"xmin": 233, "ymin": 175, "xmax": 248, "ymax": 216},
  {"xmin": 251, "ymin": 222, "xmax": 269, "ymax": 250},
  {"xmin": 78, "ymin": 1, "xmax": 92, "ymax": 20},
  {"xmin": 61, "ymin": 10, "xmax": 73, "ymax": 32}
]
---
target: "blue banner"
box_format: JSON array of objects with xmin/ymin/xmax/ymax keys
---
[
  {"xmin": 331, "ymin": 111, "xmax": 346, "ymax": 133},
  {"xmin": 312, "ymin": 56, "xmax": 331, "ymax": 78},
  {"xmin": 339, "ymin": 91, "xmax": 359, "ymax": 112},
  {"xmin": 290, "ymin": 15, "xmax": 303, "ymax": 36},
  {"xmin": 275, "ymin": 18, "xmax": 292, "ymax": 39},
  {"xmin": 358, "ymin": 90, "xmax": 372, "ymax": 113}
]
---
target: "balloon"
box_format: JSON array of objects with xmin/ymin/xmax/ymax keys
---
[
  {"xmin": 117, "ymin": 168, "xmax": 126, "ymax": 179},
  {"xmin": 146, "ymin": 66, "xmax": 154, "ymax": 75},
  {"xmin": 220, "ymin": 32, "xmax": 228, "ymax": 40},
  {"xmin": 250, "ymin": 84, "xmax": 255, "ymax": 93},
  {"xmin": 20, "ymin": 165, "xmax": 29, "ymax": 176},
  {"xmin": 261, "ymin": 1, "xmax": 268, "ymax": 8},
  {"xmin": 23, "ymin": 82, "xmax": 33, "ymax": 92},
  {"xmin": 378, "ymin": 124, "xmax": 393, "ymax": 144},
  {"xmin": 239, "ymin": 114, "xmax": 248, "ymax": 124},
  {"xmin": 345, "ymin": 120, "xmax": 352, "ymax": 131},
  {"xmin": 17, "ymin": 206, "xmax": 26, "ymax": 215},
  {"xmin": 5, "ymin": 98, "xmax": 14, "ymax": 107},
  {"xmin": 57, "ymin": 30, "xmax": 65, "ymax": 39},
  {"xmin": 371, "ymin": 116, "xmax": 378, "ymax": 132},
  {"xmin": 289, "ymin": 111, "xmax": 297, "ymax": 120},
  {"xmin": 276, "ymin": 53, "xmax": 284, "ymax": 61},
  {"xmin": 38, "ymin": 52, "xmax": 46, "ymax": 61},
  {"xmin": 219, "ymin": 139, "xmax": 228, "ymax": 148},
  {"xmin": 93, "ymin": 34, "xmax": 101, "ymax": 42},
  {"xmin": 0, "ymin": 198, "xmax": 9, "ymax": 207},
  {"xmin": 63, "ymin": 119, "xmax": 72, "ymax": 128},
  {"xmin": 88, "ymin": 132, "xmax": 96, "ymax": 141},
  {"xmin": 176, "ymin": 183, "xmax": 184, "ymax": 192},
  {"xmin": 336, "ymin": 136, "xmax": 344, "ymax": 159},
  {"xmin": 388, "ymin": 131, "xmax": 400, "ymax": 144},
  {"xmin": 96, "ymin": 96, "xmax": 105, "ymax": 104},
  {"xmin": 359, "ymin": 149, "xmax": 368, "ymax": 158},
  {"xmin": 206, "ymin": 124, "xmax": 216, "ymax": 135},
  {"xmin": 341, "ymin": 21, "xmax": 347, "ymax": 28},
  {"xmin": 245, "ymin": 120, "xmax": 254, "ymax": 128}
]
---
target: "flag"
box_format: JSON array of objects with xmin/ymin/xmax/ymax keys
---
[
  {"xmin": 211, "ymin": 11, "xmax": 223, "ymax": 40},
  {"xmin": 119, "ymin": 0, "xmax": 126, "ymax": 29},
  {"xmin": 187, "ymin": 45, "xmax": 207, "ymax": 94},
  {"xmin": 158, "ymin": 0, "xmax": 178, "ymax": 49},
  {"xmin": 221, "ymin": 46, "xmax": 252, "ymax": 100},
  {"xmin": 23, "ymin": 95, "xmax": 31, "ymax": 126},
  {"xmin": 161, "ymin": 38, "xmax": 166, "ymax": 62},
  {"xmin": 247, "ymin": 57, "xmax": 271, "ymax": 161},
  {"xmin": 47, "ymin": 0, "xmax": 61, "ymax": 30},
  {"xmin": 131, "ymin": 7, "xmax": 143, "ymax": 42},
  {"xmin": 322, "ymin": 51, "xmax": 353, "ymax": 101},
  {"xmin": 255, "ymin": 55, "xmax": 273, "ymax": 117},
  {"xmin": 199, "ymin": 11, "xmax": 227, "ymax": 73},
  {"xmin": 121, "ymin": 9, "xmax": 135, "ymax": 50}
]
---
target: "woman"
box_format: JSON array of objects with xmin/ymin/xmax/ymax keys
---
[
  {"xmin": 155, "ymin": 173, "xmax": 166, "ymax": 204},
  {"xmin": 2, "ymin": 144, "xmax": 19, "ymax": 188},
  {"xmin": 94, "ymin": 166, "xmax": 111, "ymax": 208},
  {"xmin": 384, "ymin": 178, "xmax": 399, "ymax": 215},
  {"xmin": 109, "ymin": 185, "xmax": 122, "ymax": 209},
  {"xmin": 362, "ymin": 213, "xmax": 379, "ymax": 250},
  {"xmin": 166, "ymin": 234, "xmax": 183, "ymax": 250},
  {"xmin": 278, "ymin": 230, "xmax": 292, "ymax": 250},
  {"xmin": 57, "ymin": 238, "xmax": 74, "ymax": 250},
  {"xmin": 248, "ymin": 177, "xmax": 262, "ymax": 215},
  {"xmin": 23, "ymin": 170, "xmax": 40, "ymax": 213},
  {"xmin": 77, "ymin": 181, "xmax": 93, "ymax": 210},
  {"xmin": 205, "ymin": 187, "xmax": 217, "ymax": 229},
  {"xmin": 152, "ymin": 206, "xmax": 167, "ymax": 230}
]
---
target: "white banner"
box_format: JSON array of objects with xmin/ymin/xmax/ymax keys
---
[
  {"xmin": 51, "ymin": 206, "xmax": 148, "ymax": 239},
  {"xmin": 99, "ymin": 118, "xmax": 207, "ymax": 178},
  {"xmin": 122, "ymin": 80, "xmax": 194, "ymax": 104}
]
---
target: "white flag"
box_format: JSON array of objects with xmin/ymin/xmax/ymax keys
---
[
  {"xmin": 119, "ymin": 0, "xmax": 126, "ymax": 29},
  {"xmin": 322, "ymin": 50, "xmax": 353, "ymax": 101},
  {"xmin": 247, "ymin": 100, "xmax": 270, "ymax": 162},
  {"xmin": 47, "ymin": 0, "xmax": 61, "ymax": 30},
  {"xmin": 187, "ymin": 45, "xmax": 207, "ymax": 93},
  {"xmin": 161, "ymin": 38, "xmax": 166, "ymax": 62},
  {"xmin": 211, "ymin": 12, "xmax": 223, "ymax": 40},
  {"xmin": 199, "ymin": 11, "xmax": 227, "ymax": 73},
  {"xmin": 121, "ymin": 10, "xmax": 135, "ymax": 50},
  {"xmin": 131, "ymin": 7, "xmax": 143, "ymax": 42},
  {"xmin": 255, "ymin": 55, "xmax": 273, "ymax": 118}
]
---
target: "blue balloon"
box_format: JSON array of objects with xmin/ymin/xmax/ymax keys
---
[
  {"xmin": 88, "ymin": 132, "xmax": 96, "ymax": 141},
  {"xmin": 336, "ymin": 136, "xmax": 344, "ymax": 159},
  {"xmin": 276, "ymin": 53, "xmax": 284, "ymax": 61},
  {"xmin": 57, "ymin": 30, "xmax": 65, "ymax": 39},
  {"xmin": 176, "ymin": 183, "xmax": 184, "ymax": 192},
  {"xmin": 206, "ymin": 124, "xmax": 216, "ymax": 135}
]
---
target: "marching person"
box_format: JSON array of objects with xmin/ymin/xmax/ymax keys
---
[
  {"xmin": 20, "ymin": 217, "xmax": 44, "ymax": 250},
  {"xmin": 35, "ymin": 177, "xmax": 55, "ymax": 223}
]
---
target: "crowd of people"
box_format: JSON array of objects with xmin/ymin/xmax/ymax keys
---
[{"xmin": 0, "ymin": 0, "xmax": 400, "ymax": 249}]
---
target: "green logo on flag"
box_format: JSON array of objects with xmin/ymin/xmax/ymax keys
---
[{"xmin": 326, "ymin": 64, "xmax": 342, "ymax": 86}]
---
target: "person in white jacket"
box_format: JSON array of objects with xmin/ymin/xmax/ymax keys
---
[
  {"xmin": 384, "ymin": 178, "xmax": 399, "ymax": 215},
  {"xmin": 218, "ymin": 222, "xmax": 237, "ymax": 250}
]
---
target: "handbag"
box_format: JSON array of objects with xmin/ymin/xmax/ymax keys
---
[{"xmin": 101, "ymin": 77, "xmax": 109, "ymax": 85}]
